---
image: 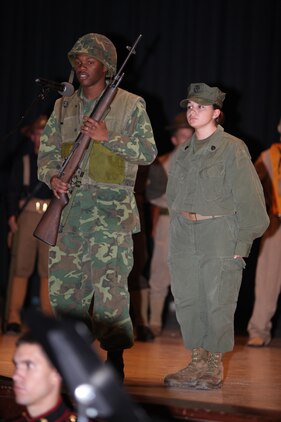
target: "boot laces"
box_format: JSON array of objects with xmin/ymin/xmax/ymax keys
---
[
  {"xmin": 208, "ymin": 352, "xmax": 221, "ymax": 369},
  {"xmin": 189, "ymin": 348, "xmax": 207, "ymax": 368}
]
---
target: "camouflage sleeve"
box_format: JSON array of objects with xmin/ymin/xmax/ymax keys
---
[
  {"xmin": 103, "ymin": 100, "xmax": 157, "ymax": 165},
  {"xmin": 37, "ymin": 110, "xmax": 62, "ymax": 188}
]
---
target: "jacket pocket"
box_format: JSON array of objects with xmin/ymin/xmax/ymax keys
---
[
  {"xmin": 218, "ymin": 257, "xmax": 245, "ymax": 305},
  {"xmin": 199, "ymin": 162, "xmax": 225, "ymax": 201}
]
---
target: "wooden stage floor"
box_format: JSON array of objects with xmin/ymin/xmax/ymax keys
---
[{"xmin": 1, "ymin": 323, "xmax": 281, "ymax": 422}]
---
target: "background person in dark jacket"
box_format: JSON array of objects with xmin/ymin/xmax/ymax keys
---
[{"xmin": 5, "ymin": 116, "xmax": 53, "ymax": 334}]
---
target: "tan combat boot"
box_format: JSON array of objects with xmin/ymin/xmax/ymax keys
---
[
  {"xmin": 164, "ymin": 347, "xmax": 209, "ymax": 388},
  {"xmin": 196, "ymin": 352, "xmax": 223, "ymax": 390}
]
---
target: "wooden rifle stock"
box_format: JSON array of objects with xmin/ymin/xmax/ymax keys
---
[
  {"xmin": 33, "ymin": 193, "xmax": 69, "ymax": 246},
  {"xmin": 33, "ymin": 34, "xmax": 142, "ymax": 246}
]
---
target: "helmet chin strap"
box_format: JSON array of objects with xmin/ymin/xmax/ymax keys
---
[
  {"xmin": 59, "ymin": 69, "xmax": 75, "ymax": 125},
  {"xmin": 68, "ymin": 68, "xmax": 75, "ymax": 84}
]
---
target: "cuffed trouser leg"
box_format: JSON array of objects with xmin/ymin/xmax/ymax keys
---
[
  {"xmin": 49, "ymin": 229, "xmax": 134, "ymax": 351},
  {"xmin": 247, "ymin": 216, "xmax": 281, "ymax": 344}
]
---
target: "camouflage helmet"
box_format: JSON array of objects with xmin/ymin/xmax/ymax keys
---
[{"xmin": 68, "ymin": 33, "xmax": 117, "ymax": 78}]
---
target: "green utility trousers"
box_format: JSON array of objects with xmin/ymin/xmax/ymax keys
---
[{"xmin": 168, "ymin": 213, "xmax": 245, "ymax": 353}]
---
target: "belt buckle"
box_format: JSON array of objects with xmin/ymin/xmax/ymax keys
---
[{"xmin": 189, "ymin": 212, "xmax": 197, "ymax": 221}]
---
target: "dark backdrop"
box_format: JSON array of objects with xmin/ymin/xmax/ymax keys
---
[{"xmin": 1, "ymin": 0, "xmax": 281, "ymax": 333}]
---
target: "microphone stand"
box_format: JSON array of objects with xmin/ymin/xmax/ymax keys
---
[{"xmin": 1, "ymin": 86, "xmax": 51, "ymax": 144}]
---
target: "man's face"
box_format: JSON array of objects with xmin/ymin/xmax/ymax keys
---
[
  {"xmin": 73, "ymin": 53, "xmax": 107, "ymax": 88},
  {"xmin": 12, "ymin": 343, "xmax": 60, "ymax": 412}
]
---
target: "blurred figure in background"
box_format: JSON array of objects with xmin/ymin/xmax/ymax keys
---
[
  {"xmin": 146, "ymin": 113, "xmax": 194, "ymax": 336},
  {"xmin": 5, "ymin": 115, "xmax": 53, "ymax": 334},
  {"xmin": 128, "ymin": 165, "xmax": 155, "ymax": 342},
  {"xmin": 247, "ymin": 117, "xmax": 281, "ymax": 347}
]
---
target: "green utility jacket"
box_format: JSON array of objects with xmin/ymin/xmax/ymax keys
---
[
  {"xmin": 167, "ymin": 126, "xmax": 269, "ymax": 257},
  {"xmin": 38, "ymin": 87, "xmax": 157, "ymax": 234}
]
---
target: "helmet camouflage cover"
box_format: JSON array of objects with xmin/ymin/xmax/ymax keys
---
[{"xmin": 68, "ymin": 33, "xmax": 117, "ymax": 77}]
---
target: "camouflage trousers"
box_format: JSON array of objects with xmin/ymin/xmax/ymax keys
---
[{"xmin": 48, "ymin": 228, "xmax": 134, "ymax": 351}]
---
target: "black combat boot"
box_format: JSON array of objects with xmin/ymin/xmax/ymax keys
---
[{"xmin": 106, "ymin": 349, "xmax": 125, "ymax": 382}]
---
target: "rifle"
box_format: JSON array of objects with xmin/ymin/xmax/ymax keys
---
[{"xmin": 33, "ymin": 34, "xmax": 142, "ymax": 246}]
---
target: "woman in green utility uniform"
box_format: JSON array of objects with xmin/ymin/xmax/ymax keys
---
[{"xmin": 164, "ymin": 83, "xmax": 269, "ymax": 390}]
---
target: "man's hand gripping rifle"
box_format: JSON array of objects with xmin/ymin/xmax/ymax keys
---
[{"xmin": 33, "ymin": 34, "xmax": 142, "ymax": 246}]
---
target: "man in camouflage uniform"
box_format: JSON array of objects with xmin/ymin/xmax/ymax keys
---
[{"xmin": 37, "ymin": 33, "xmax": 157, "ymax": 380}]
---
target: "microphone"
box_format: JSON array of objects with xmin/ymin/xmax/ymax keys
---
[{"xmin": 35, "ymin": 77, "xmax": 74, "ymax": 96}]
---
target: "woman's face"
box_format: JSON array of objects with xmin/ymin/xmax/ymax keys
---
[{"xmin": 186, "ymin": 100, "xmax": 220, "ymax": 130}]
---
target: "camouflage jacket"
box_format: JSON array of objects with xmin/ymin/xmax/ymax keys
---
[{"xmin": 38, "ymin": 87, "xmax": 157, "ymax": 234}]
